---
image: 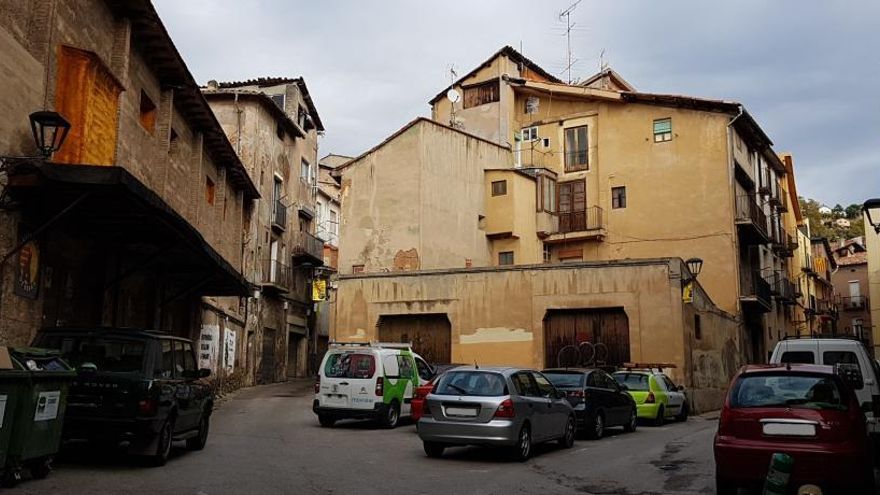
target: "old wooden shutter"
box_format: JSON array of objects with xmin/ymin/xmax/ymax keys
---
[{"xmin": 54, "ymin": 46, "xmax": 122, "ymax": 166}]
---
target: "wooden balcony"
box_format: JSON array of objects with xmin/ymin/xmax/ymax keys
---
[
  {"xmin": 739, "ymin": 269, "xmax": 772, "ymax": 312},
  {"xmin": 735, "ymin": 195, "xmax": 769, "ymax": 245},
  {"xmin": 292, "ymin": 230, "xmax": 325, "ymax": 265},
  {"xmin": 544, "ymin": 206, "xmax": 605, "ymax": 244}
]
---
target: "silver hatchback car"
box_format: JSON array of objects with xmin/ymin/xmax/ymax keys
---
[{"xmin": 417, "ymin": 367, "xmax": 575, "ymax": 460}]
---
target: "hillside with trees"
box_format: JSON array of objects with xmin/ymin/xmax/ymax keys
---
[{"xmin": 799, "ymin": 197, "xmax": 865, "ymax": 241}]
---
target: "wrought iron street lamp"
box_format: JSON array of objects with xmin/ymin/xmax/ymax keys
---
[
  {"xmin": 685, "ymin": 257, "xmax": 704, "ymax": 282},
  {"xmin": 29, "ymin": 110, "xmax": 71, "ymax": 158},
  {"xmin": 864, "ymin": 199, "xmax": 880, "ymax": 234}
]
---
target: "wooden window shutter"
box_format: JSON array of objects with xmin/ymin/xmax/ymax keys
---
[{"xmin": 53, "ymin": 46, "xmax": 122, "ymax": 166}]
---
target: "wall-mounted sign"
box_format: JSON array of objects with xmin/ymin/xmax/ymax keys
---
[
  {"xmin": 14, "ymin": 240, "xmax": 40, "ymax": 299},
  {"xmin": 199, "ymin": 324, "xmax": 220, "ymax": 372},
  {"xmin": 312, "ymin": 279, "xmax": 327, "ymax": 301},
  {"xmin": 682, "ymin": 281, "xmax": 694, "ymax": 304}
]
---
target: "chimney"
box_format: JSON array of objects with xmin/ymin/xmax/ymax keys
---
[{"xmin": 206, "ymin": 80, "xmax": 219, "ymax": 90}]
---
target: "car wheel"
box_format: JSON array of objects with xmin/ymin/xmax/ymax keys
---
[
  {"xmin": 511, "ymin": 425, "xmax": 532, "ymax": 462},
  {"xmin": 675, "ymin": 402, "xmax": 689, "ymax": 422},
  {"xmin": 654, "ymin": 405, "xmax": 665, "ymax": 427},
  {"xmin": 28, "ymin": 457, "xmax": 53, "ymax": 479},
  {"xmin": 587, "ymin": 412, "xmax": 605, "ymax": 440},
  {"xmin": 715, "ymin": 469, "xmax": 736, "ymax": 495},
  {"xmin": 423, "ymin": 441, "xmax": 445, "ymax": 458},
  {"xmin": 187, "ymin": 412, "xmax": 210, "ymax": 450},
  {"xmin": 0, "ymin": 466, "xmax": 21, "ymax": 488},
  {"xmin": 318, "ymin": 414, "xmax": 336, "ymax": 428},
  {"xmin": 381, "ymin": 401, "xmax": 400, "ymax": 429},
  {"xmin": 149, "ymin": 417, "xmax": 175, "ymax": 467},
  {"xmin": 558, "ymin": 415, "xmax": 576, "ymax": 448},
  {"xmin": 623, "ymin": 408, "xmax": 638, "ymax": 433}
]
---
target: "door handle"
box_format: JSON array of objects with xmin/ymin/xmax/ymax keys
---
[{"xmin": 339, "ymin": 382, "xmax": 349, "ymax": 386}]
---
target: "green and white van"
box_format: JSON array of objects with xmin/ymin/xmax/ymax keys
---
[{"xmin": 313, "ymin": 342, "xmax": 434, "ymax": 428}]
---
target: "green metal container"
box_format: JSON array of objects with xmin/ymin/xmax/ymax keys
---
[
  {"xmin": 1, "ymin": 348, "xmax": 75, "ymax": 487},
  {"xmin": 0, "ymin": 356, "xmax": 29, "ymax": 474}
]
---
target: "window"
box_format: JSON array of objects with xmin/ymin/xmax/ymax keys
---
[
  {"xmin": 463, "ymin": 80, "xmax": 499, "ymax": 109},
  {"xmin": 180, "ymin": 341, "xmax": 196, "ymax": 372},
  {"xmin": 653, "ymin": 118, "xmax": 672, "ymax": 142},
  {"xmin": 330, "ymin": 210, "xmax": 338, "ymax": 236},
  {"xmin": 542, "ymin": 244, "xmax": 551, "ymax": 263},
  {"xmin": 301, "ymin": 159, "xmax": 311, "ymax": 184},
  {"xmin": 415, "ymin": 357, "xmax": 433, "ymax": 381},
  {"xmin": 297, "ymin": 106, "xmax": 307, "ymax": 128},
  {"xmin": 324, "ymin": 352, "xmax": 376, "ymax": 379},
  {"xmin": 270, "ymin": 93, "xmax": 285, "ymax": 110},
  {"xmin": 543, "ymin": 372, "xmax": 585, "ymax": 388},
  {"xmin": 273, "ymin": 177, "xmax": 283, "ymax": 205},
  {"xmin": 491, "ymin": 180, "xmax": 507, "ymax": 196},
  {"xmin": 780, "ymin": 351, "xmax": 815, "ymax": 364},
  {"xmin": 614, "ymin": 373, "xmax": 649, "ymax": 391},
  {"xmin": 564, "ymin": 126, "xmax": 588, "ymax": 171},
  {"xmin": 557, "ymin": 180, "xmax": 586, "ymax": 232},
  {"xmin": 397, "ymin": 355, "xmax": 414, "ymax": 379},
  {"xmin": 730, "ymin": 374, "xmax": 845, "ymax": 410},
  {"xmin": 662, "ymin": 376, "xmax": 678, "ymax": 392},
  {"xmin": 205, "ymin": 176, "xmax": 215, "ymax": 205},
  {"xmin": 169, "ymin": 128, "xmax": 179, "ymax": 156},
  {"xmin": 53, "ymin": 46, "xmax": 123, "ymax": 166},
  {"xmin": 611, "ymin": 186, "xmax": 627, "ymax": 209},
  {"xmin": 537, "ymin": 175, "xmax": 556, "ymax": 213},
  {"xmin": 138, "ymin": 90, "xmax": 156, "ymax": 133},
  {"xmin": 352, "ymin": 264, "xmax": 364, "ymax": 274},
  {"xmin": 498, "ymin": 251, "xmax": 514, "ymax": 266},
  {"xmin": 531, "ymin": 372, "xmax": 557, "ymax": 398},
  {"xmin": 520, "ymin": 126, "xmax": 538, "ymax": 142},
  {"xmin": 159, "ymin": 339, "xmax": 174, "ymax": 378},
  {"xmin": 512, "ymin": 372, "xmax": 538, "ymax": 396},
  {"xmin": 172, "ymin": 340, "xmax": 186, "ymax": 376},
  {"xmin": 694, "ymin": 314, "xmax": 702, "ymax": 340},
  {"xmin": 436, "ymin": 371, "xmax": 508, "ymax": 396}
]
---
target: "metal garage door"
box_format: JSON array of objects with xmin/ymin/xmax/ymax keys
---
[
  {"xmin": 378, "ymin": 314, "xmax": 451, "ymax": 364},
  {"xmin": 544, "ymin": 308, "xmax": 630, "ymax": 368}
]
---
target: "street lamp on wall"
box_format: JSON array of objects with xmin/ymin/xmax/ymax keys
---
[
  {"xmin": 864, "ymin": 199, "xmax": 880, "ymax": 234},
  {"xmin": 685, "ymin": 257, "xmax": 704, "ymax": 283},
  {"xmin": 29, "ymin": 111, "xmax": 71, "ymax": 158}
]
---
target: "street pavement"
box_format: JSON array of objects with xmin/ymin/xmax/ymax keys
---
[{"xmin": 21, "ymin": 380, "xmax": 719, "ymax": 495}]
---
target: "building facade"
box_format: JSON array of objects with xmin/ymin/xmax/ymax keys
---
[
  {"xmin": 831, "ymin": 238, "xmax": 872, "ymax": 350},
  {"xmin": 0, "ymin": 0, "xmax": 255, "ymax": 391},
  {"xmin": 867, "ymin": 210, "xmax": 880, "ymax": 358},
  {"xmin": 203, "ymin": 78, "xmax": 325, "ymax": 381}
]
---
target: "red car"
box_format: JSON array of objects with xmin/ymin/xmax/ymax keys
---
[
  {"xmin": 411, "ymin": 364, "xmax": 461, "ymax": 424},
  {"xmin": 714, "ymin": 364, "xmax": 874, "ymax": 494}
]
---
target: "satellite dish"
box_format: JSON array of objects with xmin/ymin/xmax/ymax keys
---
[{"xmin": 447, "ymin": 89, "xmax": 461, "ymax": 103}]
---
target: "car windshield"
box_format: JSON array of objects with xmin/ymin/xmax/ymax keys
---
[
  {"xmin": 543, "ymin": 372, "xmax": 585, "ymax": 388},
  {"xmin": 38, "ymin": 335, "xmax": 145, "ymax": 373},
  {"xmin": 614, "ymin": 373, "xmax": 650, "ymax": 391},
  {"xmin": 324, "ymin": 352, "xmax": 375, "ymax": 379},
  {"xmin": 435, "ymin": 371, "xmax": 508, "ymax": 397},
  {"xmin": 731, "ymin": 373, "xmax": 847, "ymax": 411}
]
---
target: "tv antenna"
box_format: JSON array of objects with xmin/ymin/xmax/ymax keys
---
[
  {"xmin": 446, "ymin": 65, "xmax": 462, "ymax": 128},
  {"xmin": 559, "ymin": 0, "xmax": 583, "ymax": 84}
]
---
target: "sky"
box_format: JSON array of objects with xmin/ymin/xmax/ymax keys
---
[{"xmin": 153, "ymin": 0, "xmax": 879, "ymax": 207}]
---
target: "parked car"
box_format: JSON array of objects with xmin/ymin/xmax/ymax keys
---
[
  {"xmin": 542, "ymin": 368, "xmax": 637, "ymax": 439},
  {"xmin": 313, "ymin": 342, "xmax": 431, "ymax": 428},
  {"xmin": 411, "ymin": 364, "xmax": 463, "ymax": 424},
  {"xmin": 770, "ymin": 337, "xmax": 880, "ymax": 440},
  {"xmin": 418, "ymin": 367, "xmax": 575, "ymax": 461},
  {"xmin": 714, "ymin": 363, "xmax": 874, "ymax": 494},
  {"xmin": 613, "ymin": 369, "xmax": 688, "ymax": 425},
  {"xmin": 31, "ymin": 327, "xmax": 213, "ymax": 466}
]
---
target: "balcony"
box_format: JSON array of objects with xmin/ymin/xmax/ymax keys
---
[
  {"xmin": 740, "ymin": 269, "xmax": 772, "ymax": 312},
  {"xmin": 261, "ymin": 259, "xmax": 290, "ymax": 293},
  {"xmin": 735, "ymin": 195, "xmax": 769, "ymax": 245},
  {"xmin": 771, "ymin": 271, "xmax": 796, "ymax": 305},
  {"xmin": 841, "ymin": 295, "xmax": 867, "ymax": 311},
  {"xmin": 544, "ymin": 206, "xmax": 605, "ymax": 244},
  {"xmin": 815, "ymin": 298, "xmax": 837, "ymax": 317},
  {"xmin": 771, "ymin": 230, "xmax": 797, "ymax": 257},
  {"xmin": 296, "ymin": 179, "xmax": 316, "ymax": 220},
  {"xmin": 777, "ymin": 188, "xmax": 789, "ymax": 213},
  {"xmin": 292, "ymin": 230, "xmax": 325, "ymax": 265},
  {"xmin": 758, "ymin": 169, "xmax": 772, "ymax": 196},
  {"xmin": 802, "ymin": 253, "xmax": 815, "ymax": 274},
  {"xmin": 271, "ymin": 198, "xmax": 287, "ymax": 232}
]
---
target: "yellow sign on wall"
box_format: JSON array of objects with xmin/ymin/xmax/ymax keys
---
[
  {"xmin": 682, "ymin": 281, "xmax": 694, "ymax": 303},
  {"xmin": 312, "ymin": 279, "xmax": 327, "ymax": 301}
]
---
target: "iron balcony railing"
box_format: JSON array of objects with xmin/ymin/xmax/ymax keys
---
[
  {"xmin": 735, "ymin": 195, "xmax": 768, "ymax": 236},
  {"xmin": 740, "ymin": 269, "xmax": 772, "ymax": 308},
  {"xmin": 292, "ymin": 230, "xmax": 324, "ymax": 263},
  {"xmin": 558, "ymin": 206, "xmax": 603, "ymax": 234},
  {"xmin": 770, "ymin": 271, "xmax": 797, "ymax": 304},
  {"xmin": 272, "ymin": 198, "xmax": 288, "ymax": 231},
  {"xmin": 261, "ymin": 259, "xmax": 290, "ymax": 291},
  {"xmin": 816, "ymin": 298, "xmax": 837, "ymax": 316},
  {"xmin": 841, "ymin": 295, "xmax": 867, "ymax": 311},
  {"xmin": 802, "ymin": 253, "xmax": 815, "ymax": 274}
]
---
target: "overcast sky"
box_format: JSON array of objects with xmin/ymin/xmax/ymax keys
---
[{"xmin": 154, "ymin": 0, "xmax": 879, "ymax": 207}]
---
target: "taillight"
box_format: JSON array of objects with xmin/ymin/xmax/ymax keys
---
[
  {"xmin": 645, "ymin": 391, "xmax": 656, "ymax": 403},
  {"xmin": 494, "ymin": 398, "xmax": 515, "ymax": 418},
  {"xmin": 138, "ymin": 398, "xmax": 158, "ymax": 416},
  {"xmin": 375, "ymin": 377, "xmax": 384, "ymax": 396},
  {"xmin": 314, "ymin": 376, "xmax": 320, "ymax": 394},
  {"xmin": 567, "ymin": 390, "xmax": 585, "ymax": 399},
  {"xmin": 718, "ymin": 408, "xmax": 732, "ymax": 436}
]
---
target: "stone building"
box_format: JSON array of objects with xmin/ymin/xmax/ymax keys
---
[
  {"xmin": 0, "ymin": 0, "xmax": 255, "ymax": 389},
  {"xmin": 203, "ymin": 77, "xmax": 325, "ymax": 381},
  {"xmin": 831, "ymin": 237, "xmax": 872, "ymax": 350}
]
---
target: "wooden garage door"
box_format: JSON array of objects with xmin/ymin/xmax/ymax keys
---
[
  {"xmin": 544, "ymin": 308, "xmax": 630, "ymax": 368},
  {"xmin": 378, "ymin": 314, "xmax": 451, "ymax": 364}
]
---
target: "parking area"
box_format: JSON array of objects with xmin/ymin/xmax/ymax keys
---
[{"xmin": 16, "ymin": 380, "xmax": 718, "ymax": 495}]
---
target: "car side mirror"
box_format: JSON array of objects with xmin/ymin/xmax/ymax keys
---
[
  {"xmin": 836, "ymin": 363, "xmax": 864, "ymax": 390},
  {"xmin": 677, "ymin": 385, "xmax": 685, "ymax": 392},
  {"xmin": 619, "ymin": 384, "xmax": 629, "ymax": 391}
]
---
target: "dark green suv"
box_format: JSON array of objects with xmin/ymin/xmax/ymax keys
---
[{"xmin": 32, "ymin": 327, "xmax": 214, "ymax": 466}]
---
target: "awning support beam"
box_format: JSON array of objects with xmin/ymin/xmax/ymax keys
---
[{"xmin": 1, "ymin": 191, "xmax": 91, "ymax": 265}]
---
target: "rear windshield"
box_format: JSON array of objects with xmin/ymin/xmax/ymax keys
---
[
  {"xmin": 544, "ymin": 372, "xmax": 585, "ymax": 388},
  {"xmin": 731, "ymin": 373, "xmax": 847, "ymax": 411},
  {"xmin": 324, "ymin": 353, "xmax": 376, "ymax": 379},
  {"xmin": 780, "ymin": 351, "xmax": 815, "ymax": 364},
  {"xmin": 38, "ymin": 335, "xmax": 146, "ymax": 373},
  {"xmin": 614, "ymin": 373, "xmax": 649, "ymax": 391},
  {"xmin": 435, "ymin": 371, "xmax": 508, "ymax": 397}
]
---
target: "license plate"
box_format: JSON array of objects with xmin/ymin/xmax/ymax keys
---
[
  {"xmin": 762, "ymin": 422, "xmax": 816, "ymax": 437},
  {"xmin": 446, "ymin": 406, "xmax": 478, "ymax": 417}
]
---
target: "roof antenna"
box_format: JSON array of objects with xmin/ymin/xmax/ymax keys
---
[
  {"xmin": 474, "ymin": 360, "xmax": 479, "ymax": 370},
  {"xmin": 559, "ymin": 0, "xmax": 583, "ymax": 84}
]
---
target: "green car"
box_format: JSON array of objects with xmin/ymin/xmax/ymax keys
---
[{"xmin": 612, "ymin": 370, "xmax": 688, "ymax": 425}]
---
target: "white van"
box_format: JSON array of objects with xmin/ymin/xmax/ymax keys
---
[
  {"xmin": 312, "ymin": 342, "xmax": 434, "ymax": 428},
  {"xmin": 770, "ymin": 337, "xmax": 880, "ymax": 436}
]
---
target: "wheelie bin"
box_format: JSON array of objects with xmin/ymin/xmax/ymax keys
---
[
  {"xmin": 0, "ymin": 350, "xmax": 29, "ymax": 486},
  {"xmin": 1, "ymin": 347, "xmax": 75, "ymax": 487}
]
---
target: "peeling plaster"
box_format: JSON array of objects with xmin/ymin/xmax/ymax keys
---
[{"xmin": 460, "ymin": 327, "xmax": 533, "ymax": 344}]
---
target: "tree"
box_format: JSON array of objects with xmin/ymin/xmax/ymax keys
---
[
  {"xmin": 832, "ymin": 204, "xmax": 845, "ymax": 218},
  {"xmin": 845, "ymin": 204, "xmax": 862, "ymax": 219}
]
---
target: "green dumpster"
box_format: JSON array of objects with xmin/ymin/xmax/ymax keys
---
[
  {"xmin": 1, "ymin": 347, "xmax": 75, "ymax": 487},
  {"xmin": 0, "ymin": 352, "xmax": 29, "ymax": 482}
]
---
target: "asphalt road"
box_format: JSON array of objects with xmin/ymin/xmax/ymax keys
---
[{"xmin": 20, "ymin": 380, "xmax": 719, "ymax": 495}]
